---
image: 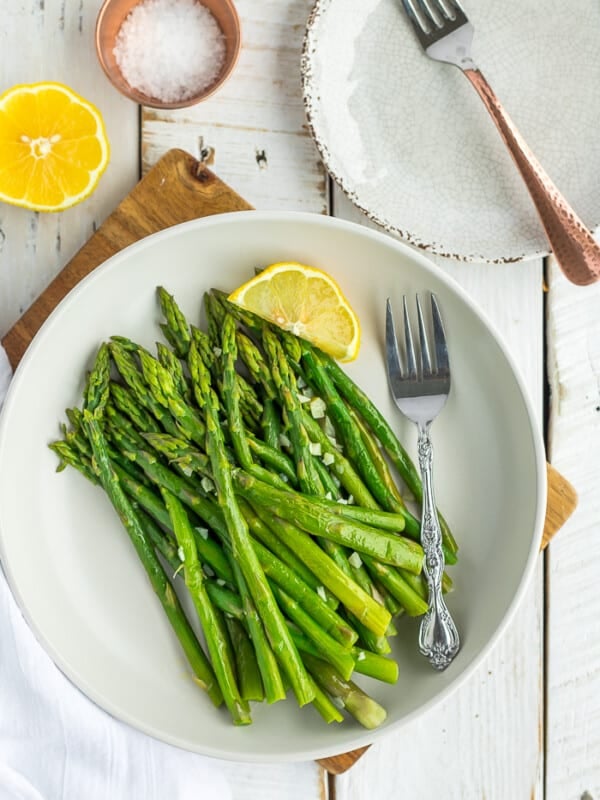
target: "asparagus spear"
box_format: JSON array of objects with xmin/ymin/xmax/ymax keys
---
[
  {"xmin": 161, "ymin": 488, "xmax": 251, "ymax": 724},
  {"xmin": 157, "ymin": 285, "xmax": 192, "ymax": 357},
  {"xmin": 230, "ymin": 559, "xmax": 286, "ymax": 704},
  {"xmin": 110, "ymin": 382, "xmax": 162, "ymax": 434},
  {"xmin": 220, "ymin": 314, "xmax": 289, "ymax": 491},
  {"xmin": 303, "ymin": 654, "xmax": 387, "ymax": 730},
  {"xmin": 250, "ymin": 504, "xmax": 391, "ymax": 637},
  {"xmin": 203, "ymin": 384, "xmax": 314, "ymax": 707},
  {"xmin": 346, "ymin": 402, "xmax": 406, "ymax": 509},
  {"xmin": 301, "ymin": 346, "xmax": 403, "ymax": 512},
  {"xmin": 235, "ymin": 471, "xmax": 424, "ymax": 572},
  {"xmin": 271, "ymin": 585, "xmax": 355, "ymax": 680},
  {"xmin": 156, "ymin": 342, "xmax": 191, "ymax": 402},
  {"xmin": 262, "ymin": 327, "xmax": 323, "ymax": 495},
  {"xmin": 300, "ymin": 408, "xmax": 378, "ymax": 509},
  {"xmin": 109, "ymin": 341, "xmax": 181, "ymax": 437},
  {"xmin": 80, "ymin": 403, "xmax": 222, "ymax": 707},
  {"xmin": 225, "ymin": 616, "xmax": 264, "ymax": 703},
  {"xmin": 138, "ymin": 349, "xmax": 206, "ymax": 447},
  {"xmin": 308, "ymin": 678, "xmax": 345, "ymax": 724},
  {"xmin": 289, "ymin": 627, "xmax": 399, "ymax": 685}
]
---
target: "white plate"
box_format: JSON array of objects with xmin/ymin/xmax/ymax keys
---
[
  {"xmin": 302, "ymin": 0, "xmax": 600, "ymax": 262},
  {"xmin": 0, "ymin": 212, "xmax": 545, "ymax": 761}
]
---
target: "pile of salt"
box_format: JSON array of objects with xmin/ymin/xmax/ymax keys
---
[{"xmin": 113, "ymin": 0, "xmax": 226, "ymax": 103}]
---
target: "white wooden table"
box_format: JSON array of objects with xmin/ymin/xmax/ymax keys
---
[{"xmin": 1, "ymin": 2, "xmax": 598, "ymax": 797}]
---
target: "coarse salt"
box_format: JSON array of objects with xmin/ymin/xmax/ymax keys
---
[{"xmin": 114, "ymin": 0, "xmax": 226, "ymax": 104}]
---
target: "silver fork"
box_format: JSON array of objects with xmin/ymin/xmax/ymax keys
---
[
  {"xmin": 401, "ymin": 0, "xmax": 600, "ymax": 288},
  {"xmin": 385, "ymin": 294, "xmax": 459, "ymax": 670}
]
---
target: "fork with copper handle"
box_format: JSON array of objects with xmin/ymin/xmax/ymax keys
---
[{"xmin": 401, "ymin": 0, "xmax": 600, "ymax": 287}]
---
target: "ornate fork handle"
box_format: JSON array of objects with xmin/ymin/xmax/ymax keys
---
[
  {"xmin": 463, "ymin": 68, "xmax": 600, "ymax": 287},
  {"xmin": 417, "ymin": 423, "xmax": 460, "ymax": 670}
]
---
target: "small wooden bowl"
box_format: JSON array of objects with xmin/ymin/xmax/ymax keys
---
[{"xmin": 95, "ymin": 0, "xmax": 241, "ymax": 109}]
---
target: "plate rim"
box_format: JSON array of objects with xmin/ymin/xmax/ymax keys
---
[
  {"xmin": 300, "ymin": 0, "xmax": 556, "ymax": 264},
  {"xmin": 0, "ymin": 210, "xmax": 547, "ymax": 762}
]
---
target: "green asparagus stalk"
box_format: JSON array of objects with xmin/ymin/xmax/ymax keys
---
[
  {"xmin": 157, "ymin": 285, "xmax": 192, "ymax": 357},
  {"xmin": 362, "ymin": 557, "xmax": 428, "ymax": 616},
  {"xmin": 346, "ymin": 402, "xmax": 406, "ymax": 509},
  {"xmin": 271, "ymin": 585, "xmax": 355, "ymax": 680},
  {"xmin": 204, "ymin": 386, "xmax": 314, "ymax": 707},
  {"xmin": 80, "ymin": 407, "xmax": 222, "ymax": 707},
  {"xmin": 352, "ymin": 647, "xmax": 398, "ymax": 684},
  {"xmin": 289, "ymin": 627, "xmax": 399, "ymax": 685},
  {"xmin": 231, "ymin": 559, "xmax": 286, "ymax": 704},
  {"xmin": 205, "ymin": 579, "xmax": 245, "ymax": 619},
  {"xmin": 235, "ymin": 471, "xmax": 424, "ymax": 572},
  {"xmin": 204, "ymin": 290, "xmax": 227, "ymax": 345},
  {"xmin": 308, "ymin": 678, "xmax": 345, "ymax": 724},
  {"xmin": 109, "ymin": 341, "xmax": 181, "ymax": 437},
  {"xmin": 262, "ymin": 327, "xmax": 323, "ymax": 495},
  {"xmin": 236, "ymin": 330, "xmax": 277, "ymax": 399},
  {"xmin": 300, "ymin": 408, "xmax": 378, "ymax": 509},
  {"xmin": 138, "ymin": 349, "xmax": 206, "ymax": 447},
  {"xmin": 220, "ymin": 314, "xmax": 289, "ymax": 491},
  {"xmin": 260, "ymin": 397, "xmax": 282, "ymax": 452},
  {"xmin": 156, "ymin": 342, "xmax": 190, "ymax": 402},
  {"xmin": 161, "ymin": 488, "xmax": 251, "ymax": 724},
  {"xmin": 110, "ymin": 382, "xmax": 162, "ymax": 434},
  {"xmin": 301, "ymin": 346, "xmax": 402, "ymax": 512},
  {"xmin": 249, "ymin": 504, "xmax": 391, "ymax": 637},
  {"xmin": 84, "ymin": 342, "xmax": 110, "ymax": 412},
  {"xmin": 225, "ymin": 616, "xmax": 265, "ymax": 703},
  {"xmin": 246, "ymin": 432, "xmax": 297, "ymax": 486},
  {"xmin": 302, "ymin": 654, "xmax": 387, "ymax": 730}
]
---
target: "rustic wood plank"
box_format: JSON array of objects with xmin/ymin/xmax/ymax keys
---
[
  {"xmin": 0, "ymin": 0, "xmax": 139, "ymax": 339},
  {"xmin": 332, "ymin": 190, "xmax": 545, "ymax": 798},
  {"xmin": 545, "ymin": 257, "xmax": 600, "ymax": 799},
  {"xmin": 542, "ymin": 464, "xmax": 577, "ymax": 551}
]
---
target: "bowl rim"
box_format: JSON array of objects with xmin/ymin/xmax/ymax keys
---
[{"xmin": 0, "ymin": 210, "xmax": 547, "ymax": 762}]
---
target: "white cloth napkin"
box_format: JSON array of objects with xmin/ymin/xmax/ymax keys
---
[{"xmin": 0, "ymin": 347, "xmax": 231, "ymax": 800}]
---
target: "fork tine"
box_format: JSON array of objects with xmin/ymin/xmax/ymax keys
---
[
  {"xmin": 414, "ymin": 0, "xmax": 443, "ymax": 29},
  {"xmin": 385, "ymin": 299, "xmax": 404, "ymax": 393},
  {"xmin": 430, "ymin": 0, "xmax": 453, "ymax": 21},
  {"xmin": 416, "ymin": 294, "xmax": 432, "ymax": 377},
  {"xmin": 402, "ymin": 296, "xmax": 418, "ymax": 380},
  {"xmin": 401, "ymin": 0, "xmax": 428, "ymax": 35},
  {"xmin": 436, "ymin": 0, "xmax": 468, "ymax": 24},
  {"xmin": 430, "ymin": 293, "xmax": 450, "ymax": 375}
]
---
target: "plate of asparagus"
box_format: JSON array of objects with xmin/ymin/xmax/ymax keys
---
[{"xmin": 0, "ymin": 212, "xmax": 545, "ymax": 761}]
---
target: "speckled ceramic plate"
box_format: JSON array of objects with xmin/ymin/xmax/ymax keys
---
[{"xmin": 302, "ymin": 0, "xmax": 600, "ymax": 262}]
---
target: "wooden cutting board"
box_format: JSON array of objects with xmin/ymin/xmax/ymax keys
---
[{"xmin": 1, "ymin": 148, "xmax": 577, "ymax": 775}]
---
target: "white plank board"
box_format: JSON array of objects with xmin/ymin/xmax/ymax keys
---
[
  {"xmin": 545, "ymin": 257, "xmax": 600, "ymax": 799},
  {"xmin": 0, "ymin": 0, "xmax": 139, "ymax": 338},
  {"xmin": 333, "ymin": 190, "xmax": 545, "ymax": 799}
]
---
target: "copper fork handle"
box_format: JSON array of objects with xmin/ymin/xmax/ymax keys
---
[{"xmin": 464, "ymin": 68, "xmax": 600, "ymax": 286}]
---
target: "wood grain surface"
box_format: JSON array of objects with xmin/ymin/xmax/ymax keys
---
[{"xmin": 0, "ymin": 148, "xmax": 577, "ymax": 777}]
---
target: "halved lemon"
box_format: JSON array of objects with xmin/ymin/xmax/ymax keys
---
[
  {"xmin": 228, "ymin": 262, "xmax": 361, "ymax": 362},
  {"xmin": 0, "ymin": 82, "xmax": 109, "ymax": 212}
]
